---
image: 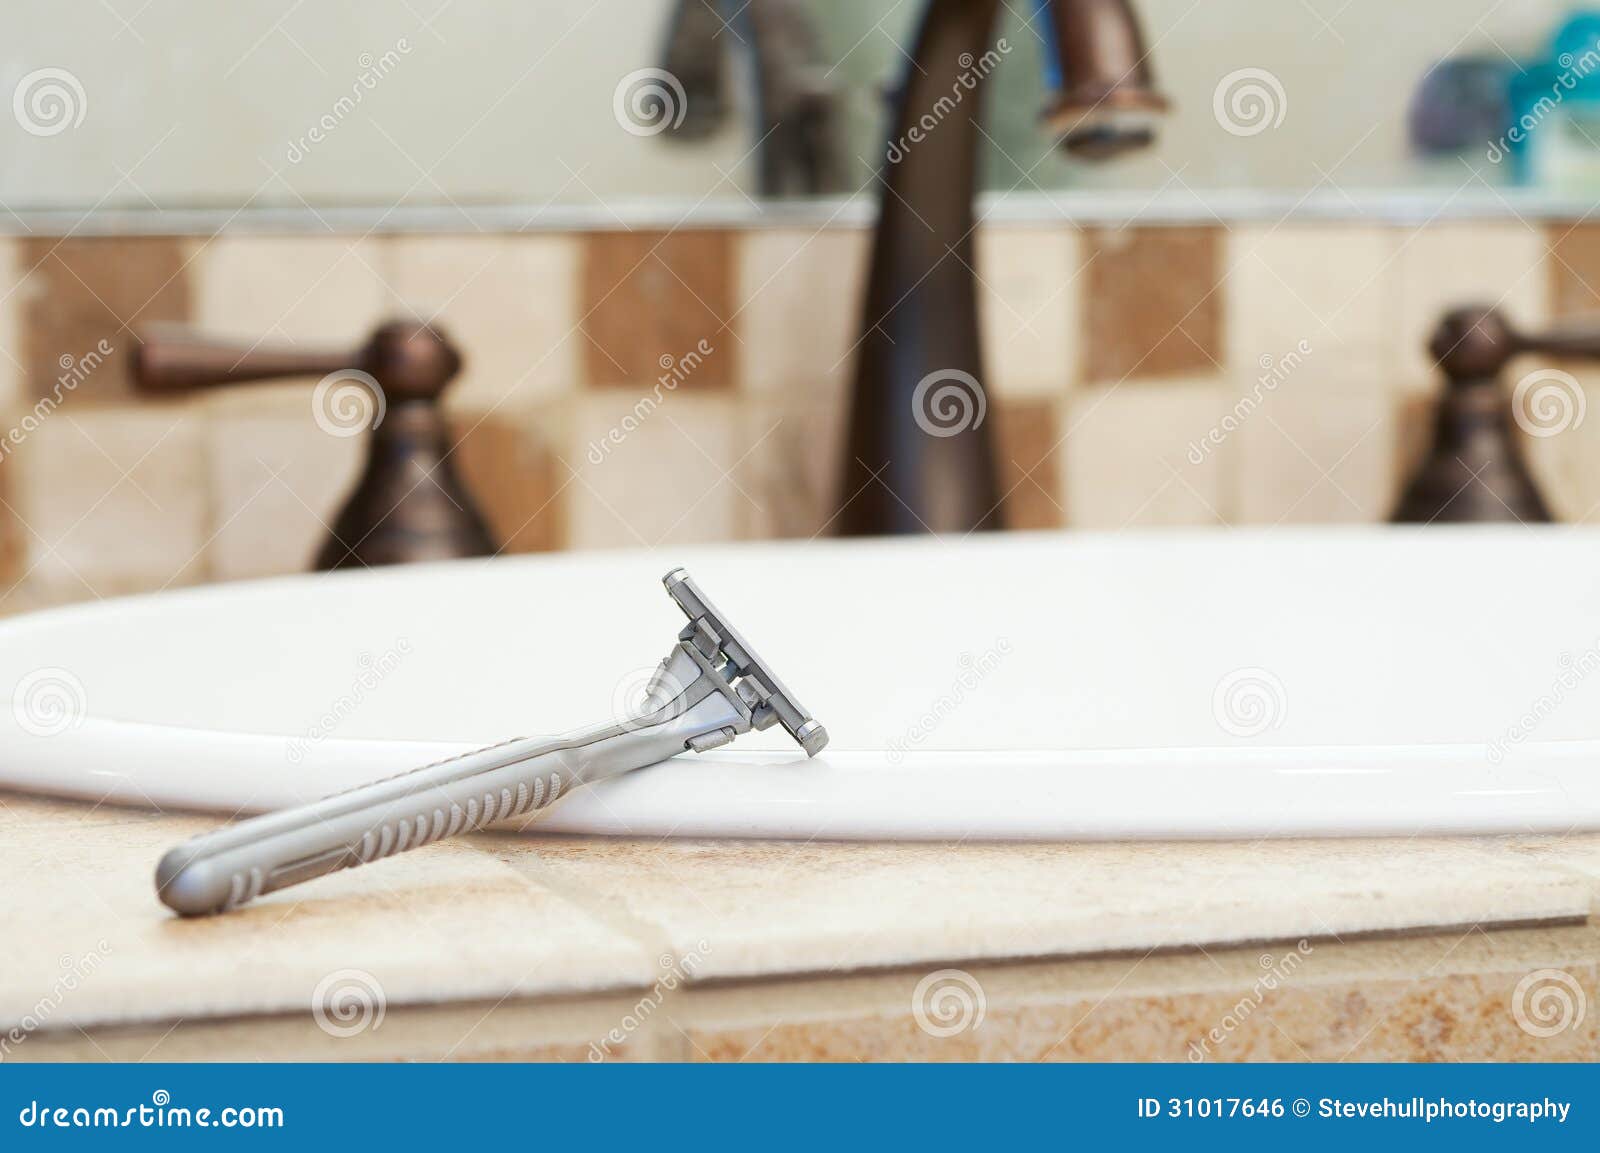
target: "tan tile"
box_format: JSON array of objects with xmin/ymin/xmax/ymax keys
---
[
  {"xmin": 1084, "ymin": 227, "xmax": 1220, "ymax": 383},
  {"xmin": 0, "ymin": 239, "xmax": 21, "ymax": 410},
  {"xmin": 1549, "ymin": 221, "xmax": 1600, "ymax": 319},
  {"xmin": 735, "ymin": 228, "xmax": 868, "ymax": 394},
  {"xmin": 993, "ymin": 398, "xmax": 1063, "ymax": 531},
  {"xmin": 18, "ymin": 237, "xmax": 191, "ymax": 402},
  {"xmin": 1233, "ymin": 375, "xmax": 1397, "ymax": 525},
  {"xmin": 1393, "ymin": 221, "xmax": 1548, "ymax": 387},
  {"xmin": 9, "ymin": 402, "xmax": 208, "ymax": 592},
  {"xmin": 204, "ymin": 384, "xmax": 365, "ymax": 580},
  {"xmin": 486, "ymin": 836, "xmax": 1587, "ymax": 985},
  {"xmin": 976, "ymin": 226, "xmax": 1081, "ymax": 397},
  {"xmin": 582, "ymin": 230, "xmax": 733, "ymax": 389},
  {"xmin": 449, "ymin": 400, "xmax": 567, "ymax": 554},
  {"xmin": 1063, "ymin": 378, "xmax": 1231, "ymax": 528},
  {"xmin": 565, "ymin": 389, "xmax": 741, "ymax": 548},
  {"xmin": 1225, "ymin": 226, "xmax": 1395, "ymax": 374},
  {"xmin": 0, "ymin": 795, "xmax": 657, "ymax": 1033},
  {"xmin": 189, "ymin": 236, "xmax": 387, "ymax": 346},
  {"xmin": 1512, "ymin": 360, "xmax": 1600, "ymax": 522},
  {"xmin": 387, "ymin": 234, "xmax": 580, "ymax": 409}
]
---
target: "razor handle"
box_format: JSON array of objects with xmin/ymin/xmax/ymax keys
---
[{"xmin": 156, "ymin": 641, "xmax": 762, "ymax": 916}]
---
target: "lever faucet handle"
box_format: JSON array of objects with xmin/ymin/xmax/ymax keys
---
[
  {"xmin": 131, "ymin": 321, "xmax": 461, "ymax": 400},
  {"xmin": 1430, "ymin": 304, "xmax": 1600, "ymax": 383}
]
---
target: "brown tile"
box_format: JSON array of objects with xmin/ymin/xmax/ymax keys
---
[
  {"xmin": 20, "ymin": 238, "xmax": 191, "ymax": 402},
  {"xmin": 1549, "ymin": 221, "xmax": 1600, "ymax": 319},
  {"xmin": 1084, "ymin": 227, "xmax": 1220, "ymax": 383},
  {"xmin": 993, "ymin": 399, "xmax": 1062, "ymax": 530},
  {"xmin": 449, "ymin": 404, "xmax": 567, "ymax": 554},
  {"xmin": 581, "ymin": 230, "xmax": 733, "ymax": 389}
]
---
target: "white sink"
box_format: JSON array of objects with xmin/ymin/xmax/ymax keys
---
[{"xmin": 2, "ymin": 528, "xmax": 1598, "ymax": 839}]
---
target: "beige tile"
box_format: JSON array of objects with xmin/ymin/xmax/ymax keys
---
[
  {"xmin": 204, "ymin": 384, "xmax": 365, "ymax": 580},
  {"xmin": 189, "ymin": 236, "xmax": 388, "ymax": 346},
  {"xmin": 0, "ymin": 795, "xmax": 657, "ymax": 1033},
  {"xmin": 1063, "ymin": 379, "xmax": 1231, "ymax": 528},
  {"xmin": 387, "ymin": 234, "xmax": 580, "ymax": 409},
  {"xmin": 976, "ymin": 225, "xmax": 1080, "ymax": 397},
  {"xmin": 1392, "ymin": 221, "xmax": 1548, "ymax": 387},
  {"xmin": 1513, "ymin": 361, "xmax": 1600, "ymax": 522},
  {"xmin": 1548, "ymin": 220, "xmax": 1600, "ymax": 319},
  {"xmin": 736, "ymin": 391, "xmax": 846, "ymax": 540},
  {"xmin": 1085, "ymin": 227, "xmax": 1222, "ymax": 383},
  {"xmin": 1233, "ymin": 373, "xmax": 1398, "ymax": 524},
  {"xmin": 565, "ymin": 390, "xmax": 742, "ymax": 549},
  {"xmin": 8, "ymin": 402, "xmax": 209, "ymax": 593},
  {"xmin": 736, "ymin": 228, "xmax": 869, "ymax": 394},
  {"xmin": 486, "ymin": 835, "xmax": 1588, "ymax": 985},
  {"xmin": 1224, "ymin": 226, "xmax": 1395, "ymax": 374}
]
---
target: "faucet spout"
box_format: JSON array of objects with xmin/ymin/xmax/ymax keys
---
[{"xmin": 834, "ymin": 0, "xmax": 1164, "ymax": 535}]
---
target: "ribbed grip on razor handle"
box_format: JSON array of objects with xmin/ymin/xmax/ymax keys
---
[{"xmin": 154, "ymin": 732, "xmax": 598, "ymax": 916}]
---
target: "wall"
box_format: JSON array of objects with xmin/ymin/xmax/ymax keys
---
[{"xmin": 1, "ymin": 212, "xmax": 1596, "ymax": 611}]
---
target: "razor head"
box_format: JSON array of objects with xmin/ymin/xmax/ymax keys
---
[{"xmin": 662, "ymin": 568, "xmax": 828, "ymax": 757}]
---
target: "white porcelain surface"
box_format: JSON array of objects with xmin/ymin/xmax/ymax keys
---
[{"xmin": 3, "ymin": 528, "xmax": 1599, "ymax": 838}]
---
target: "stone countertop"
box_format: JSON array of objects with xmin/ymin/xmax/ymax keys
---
[{"xmin": 2, "ymin": 791, "xmax": 1597, "ymax": 1062}]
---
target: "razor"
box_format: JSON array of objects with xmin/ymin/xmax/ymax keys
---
[{"xmin": 155, "ymin": 568, "xmax": 827, "ymax": 916}]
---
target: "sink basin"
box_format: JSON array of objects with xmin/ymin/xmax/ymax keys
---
[{"xmin": 2, "ymin": 528, "xmax": 1598, "ymax": 839}]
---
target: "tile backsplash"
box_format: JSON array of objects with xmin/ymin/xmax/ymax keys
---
[{"xmin": 1, "ymin": 216, "xmax": 1597, "ymax": 606}]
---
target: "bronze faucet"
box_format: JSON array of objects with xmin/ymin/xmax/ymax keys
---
[
  {"xmin": 1392, "ymin": 305, "xmax": 1599, "ymax": 524},
  {"xmin": 834, "ymin": 0, "xmax": 1166, "ymax": 535},
  {"xmin": 132, "ymin": 321, "xmax": 495, "ymax": 569}
]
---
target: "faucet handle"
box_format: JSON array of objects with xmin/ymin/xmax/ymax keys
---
[
  {"xmin": 1431, "ymin": 304, "xmax": 1600, "ymax": 382},
  {"xmin": 132, "ymin": 321, "xmax": 460, "ymax": 399}
]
